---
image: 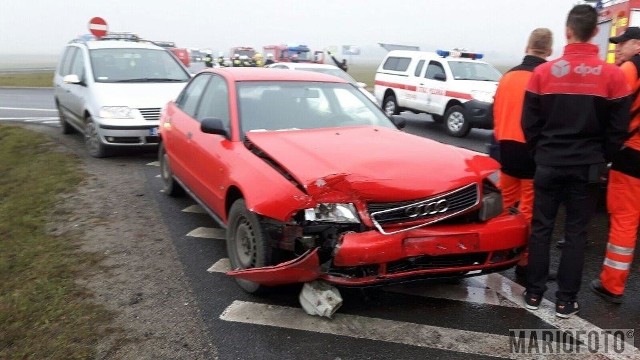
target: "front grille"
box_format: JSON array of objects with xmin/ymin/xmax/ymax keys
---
[
  {"xmin": 386, "ymin": 253, "xmax": 488, "ymax": 274},
  {"xmin": 138, "ymin": 108, "xmax": 161, "ymax": 121},
  {"xmin": 368, "ymin": 184, "xmax": 479, "ymax": 233}
]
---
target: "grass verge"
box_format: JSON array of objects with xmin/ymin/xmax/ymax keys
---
[
  {"xmin": 0, "ymin": 72, "xmax": 54, "ymax": 87},
  {"xmin": 0, "ymin": 125, "xmax": 113, "ymax": 359}
]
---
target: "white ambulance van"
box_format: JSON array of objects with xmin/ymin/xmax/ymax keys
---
[{"xmin": 374, "ymin": 49, "xmax": 502, "ymax": 137}]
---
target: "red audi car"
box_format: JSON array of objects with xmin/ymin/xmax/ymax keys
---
[{"xmin": 158, "ymin": 68, "xmax": 527, "ymax": 294}]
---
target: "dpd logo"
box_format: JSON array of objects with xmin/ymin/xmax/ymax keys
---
[
  {"xmin": 552, "ymin": 60, "xmax": 571, "ymax": 78},
  {"xmin": 574, "ymin": 63, "xmax": 602, "ymax": 76}
]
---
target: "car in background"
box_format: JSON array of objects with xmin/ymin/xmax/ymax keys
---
[
  {"xmin": 158, "ymin": 67, "xmax": 527, "ymax": 294},
  {"xmin": 54, "ymin": 35, "xmax": 191, "ymax": 157},
  {"xmin": 267, "ymin": 62, "xmax": 378, "ymax": 104}
]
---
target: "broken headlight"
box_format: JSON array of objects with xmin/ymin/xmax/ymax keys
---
[
  {"xmin": 479, "ymin": 173, "xmax": 503, "ymax": 221},
  {"xmin": 304, "ymin": 203, "xmax": 360, "ymax": 223}
]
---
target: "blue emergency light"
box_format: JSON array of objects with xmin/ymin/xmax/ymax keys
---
[{"xmin": 436, "ymin": 49, "xmax": 484, "ymax": 60}]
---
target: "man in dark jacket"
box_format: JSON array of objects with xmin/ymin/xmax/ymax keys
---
[
  {"xmin": 521, "ymin": 4, "xmax": 631, "ymax": 319},
  {"xmin": 328, "ymin": 51, "xmax": 348, "ymax": 72}
]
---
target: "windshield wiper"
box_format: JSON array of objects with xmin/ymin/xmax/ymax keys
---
[{"xmin": 115, "ymin": 78, "xmax": 185, "ymax": 83}]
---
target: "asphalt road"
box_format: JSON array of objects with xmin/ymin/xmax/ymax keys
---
[{"xmin": 2, "ymin": 87, "xmax": 639, "ymax": 359}]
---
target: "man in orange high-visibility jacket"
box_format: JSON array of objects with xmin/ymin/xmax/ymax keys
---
[
  {"xmin": 493, "ymin": 28, "xmax": 553, "ymax": 277},
  {"xmin": 591, "ymin": 27, "xmax": 640, "ymax": 304}
]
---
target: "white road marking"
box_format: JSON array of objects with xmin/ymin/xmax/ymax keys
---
[
  {"xmin": 41, "ymin": 120, "xmax": 62, "ymax": 124},
  {"xmin": 155, "ymin": 174, "xmax": 161, "ymax": 178},
  {"xmin": 0, "ymin": 107, "xmax": 57, "ymax": 112},
  {"xmin": 386, "ymin": 282, "xmax": 517, "ymax": 308},
  {"xmin": 24, "ymin": 117, "xmax": 60, "ymax": 122},
  {"xmin": 220, "ymin": 300, "xmax": 587, "ymax": 360},
  {"xmin": 146, "ymin": 161, "xmax": 160, "ymax": 167},
  {"xmin": 182, "ymin": 204, "xmax": 206, "ymax": 214},
  {"xmin": 186, "ymin": 227, "xmax": 226, "ymax": 239},
  {"xmin": 472, "ymin": 274, "xmax": 639, "ymax": 359},
  {"xmin": 207, "ymin": 258, "xmax": 230, "ymax": 273}
]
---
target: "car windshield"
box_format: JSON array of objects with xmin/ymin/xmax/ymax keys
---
[
  {"xmin": 90, "ymin": 48, "xmax": 191, "ymax": 83},
  {"xmin": 295, "ymin": 68, "xmax": 357, "ymax": 84},
  {"xmin": 447, "ymin": 61, "xmax": 502, "ymax": 81},
  {"xmin": 237, "ymin": 81, "xmax": 395, "ymax": 138}
]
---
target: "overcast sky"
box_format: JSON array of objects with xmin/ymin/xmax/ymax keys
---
[{"xmin": 1, "ymin": 0, "xmax": 585, "ymax": 64}]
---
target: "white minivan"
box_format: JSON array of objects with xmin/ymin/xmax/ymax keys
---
[
  {"xmin": 374, "ymin": 50, "xmax": 502, "ymax": 137},
  {"xmin": 54, "ymin": 35, "xmax": 191, "ymax": 157}
]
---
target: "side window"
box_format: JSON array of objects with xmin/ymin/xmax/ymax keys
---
[
  {"xmin": 382, "ymin": 56, "xmax": 412, "ymax": 71},
  {"xmin": 69, "ymin": 49, "xmax": 86, "ymax": 81},
  {"xmin": 176, "ymin": 74, "xmax": 211, "ymax": 117},
  {"xmin": 58, "ymin": 47, "xmax": 76, "ymax": 76},
  {"xmin": 425, "ymin": 61, "xmax": 446, "ymax": 81},
  {"xmin": 414, "ymin": 60, "xmax": 425, "ymax": 76},
  {"xmin": 196, "ymin": 75, "xmax": 230, "ymax": 128}
]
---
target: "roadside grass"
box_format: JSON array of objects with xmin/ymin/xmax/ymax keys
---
[
  {"xmin": 0, "ymin": 72, "xmax": 54, "ymax": 87},
  {"xmin": 0, "ymin": 125, "xmax": 113, "ymax": 359}
]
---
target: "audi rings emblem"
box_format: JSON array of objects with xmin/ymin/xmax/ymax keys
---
[{"xmin": 404, "ymin": 199, "xmax": 449, "ymax": 218}]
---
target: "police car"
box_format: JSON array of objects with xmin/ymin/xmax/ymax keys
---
[{"xmin": 374, "ymin": 49, "xmax": 502, "ymax": 137}]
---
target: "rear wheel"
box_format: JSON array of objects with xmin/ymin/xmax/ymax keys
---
[
  {"xmin": 226, "ymin": 199, "xmax": 272, "ymax": 294},
  {"xmin": 158, "ymin": 142, "xmax": 184, "ymax": 196},
  {"xmin": 56, "ymin": 102, "xmax": 75, "ymax": 134},
  {"xmin": 85, "ymin": 116, "xmax": 110, "ymax": 158},
  {"xmin": 444, "ymin": 105, "xmax": 471, "ymax": 137},
  {"xmin": 382, "ymin": 94, "xmax": 400, "ymax": 117}
]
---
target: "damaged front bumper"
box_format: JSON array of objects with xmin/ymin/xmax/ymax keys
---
[{"xmin": 228, "ymin": 214, "xmax": 527, "ymax": 287}]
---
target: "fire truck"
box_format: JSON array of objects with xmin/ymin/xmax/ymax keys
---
[
  {"xmin": 262, "ymin": 44, "xmax": 325, "ymax": 63},
  {"xmin": 592, "ymin": 0, "xmax": 640, "ymax": 63},
  {"xmin": 152, "ymin": 40, "xmax": 191, "ymax": 67},
  {"xmin": 229, "ymin": 46, "xmax": 256, "ymax": 59}
]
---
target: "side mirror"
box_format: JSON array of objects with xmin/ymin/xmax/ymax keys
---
[
  {"xmin": 63, "ymin": 74, "xmax": 81, "ymax": 84},
  {"xmin": 391, "ymin": 115, "xmax": 406, "ymax": 129},
  {"xmin": 200, "ymin": 117, "xmax": 228, "ymax": 137},
  {"xmin": 434, "ymin": 73, "xmax": 446, "ymax": 81}
]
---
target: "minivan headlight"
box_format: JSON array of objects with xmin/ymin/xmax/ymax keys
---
[
  {"xmin": 471, "ymin": 90, "xmax": 494, "ymax": 103},
  {"xmin": 304, "ymin": 203, "xmax": 360, "ymax": 223},
  {"xmin": 100, "ymin": 106, "xmax": 134, "ymax": 119}
]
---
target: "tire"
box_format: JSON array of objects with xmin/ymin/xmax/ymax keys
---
[
  {"xmin": 56, "ymin": 102, "xmax": 75, "ymax": 134},
  {"xmin": 226, "ymin": 199, "xmax": 272, "ymax": 294},
  {"xmin": 84, "ymin": 116, "xmax": 110, "ymax": 158},
  {"xmin": 382, "ymin": 94, "xmax": 400, "ymax": 117},
  {"xmin": 158, "ymin": 142, "xmax": 184, "ymax": 197},
  {"xmin": 444, "ymin": 105, "xmax": 471, "ymax": 137},
  {"xmin": 431, "ymin": 114, "xmax": 444, "ymax": 124}
]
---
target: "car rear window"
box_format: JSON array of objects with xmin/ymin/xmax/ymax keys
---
[{"xmin": 382, "ymin": 57, "xmax": 412, "ymax": 72}]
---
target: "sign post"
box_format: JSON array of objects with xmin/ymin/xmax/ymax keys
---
[{"xmin": 88, "ymin": 17, "xmax": 108, "ymax": 38}]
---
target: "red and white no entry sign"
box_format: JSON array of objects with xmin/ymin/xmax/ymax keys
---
[{"xmin": 88, "ymin": 17, "xmax": 108, "ymax": 38}]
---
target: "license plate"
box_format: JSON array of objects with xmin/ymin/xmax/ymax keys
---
[{"xmin": 149, "ymin": 127, "xmax": 158, "ymax": 136}]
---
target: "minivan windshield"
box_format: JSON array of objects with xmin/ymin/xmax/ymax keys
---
[{"xmin": 90, "ymin": 48, "xmax": 191, "ymax": 83}]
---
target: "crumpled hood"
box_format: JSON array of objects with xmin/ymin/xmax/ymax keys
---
[
  {"xmin": 245, "ymin": 127, "xmax": 498, "ymax": 202},
  {"xmin": 92, "ymin": 82, "xmax": 186, "ymax": 108}
]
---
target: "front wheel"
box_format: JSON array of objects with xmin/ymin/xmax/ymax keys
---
[
  {"xmin": 444, "ymin": 105, "xmax": 471, "ymax": 137},
  {"xmin": 85, "ymin": 117, "xmax": 110, "ymax": 158},
  {"xmin": 382, "ymin": 94, "xmax": 400, "ymax": 117},
  {"xmin": 226, "ymin": 199, "xmax": 272, "ymax": 294}
]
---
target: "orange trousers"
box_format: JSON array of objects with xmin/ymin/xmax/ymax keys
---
[
  {"xmin": 599, "ymin": 170, "xmax": 640, "ymax": 295},
  {"xmin": 499, "ymin": 172, "xmax": 534, "ymax": 266}
]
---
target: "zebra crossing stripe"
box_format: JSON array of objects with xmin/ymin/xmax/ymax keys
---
[
  {"xmin": 186, "ymin": 227, "xmax": 226, "ymax": 239},
  {"xmin": 182, "ymin": 205, "xmax": 206, "ymax": 214},
  {"xmin": 147, "ymin": 161, "xmax": 160, "ymax": 167},
  {"xmin": 207, "ymin": 258, "xmax": 230, "ymax": 273},
  {"xmin": 220, "ymin": 300, "xmax": 584, "ymax": 360}
]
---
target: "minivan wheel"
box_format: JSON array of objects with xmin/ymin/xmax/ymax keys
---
[
  {"xmin": 158, "ymin": 142, "xmax": 184, "ymax": 196},
  {"xmin": 56, "ymin": 103, "xmax": 75, "ymax": 134},
  {"xmin": 382, "ymin": 94, "xmax": 400, "ymax": 117},
  {"xmin": 85, "ymin": 117, "xmax": 109, "ymax": 158},
  {"xmin": 444, "ymin": 105, "xmax": 471, "ymax": 137},
  {"xmin": 226, "ymin": 199, "xmax": 272, "ymax": 294}
]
